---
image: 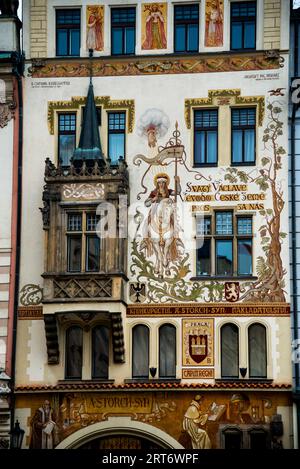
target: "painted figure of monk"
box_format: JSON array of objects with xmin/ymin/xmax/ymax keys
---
[{"xmin": 183, "ymin": 395, "xmax": 212, "ymax": 449}]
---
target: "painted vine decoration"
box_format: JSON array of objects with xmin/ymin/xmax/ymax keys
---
[
  {"xmin": 224, "ymin": 99, "xmax": 286, "ymax": 302},
  {"xmin": 131, "ymin": 239, "xmax": 224, "ymax": 303},
  {"xmin": 130, "ymin": 99, "xmax": 287, "ymax": 303}
]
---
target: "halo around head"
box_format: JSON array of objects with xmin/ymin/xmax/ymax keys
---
[{"xmin": 154, "ymin": 173, "xmax": 170, "ymax": 185}]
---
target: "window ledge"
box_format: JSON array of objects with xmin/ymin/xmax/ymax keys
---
[
  {"xmin": 215, "ymin": 379, "xmax": 272, "ymax": 384},
  {"xmin": 190, "ymin": 276, "xmax": 258, "ymax": 281},
  {"xmin": 124, "ymin": 379, "xmax": 181, "ymax": 384},
  {"xmin": 58, "ymin": 379, "xmax": 115, "ymax": 384}
]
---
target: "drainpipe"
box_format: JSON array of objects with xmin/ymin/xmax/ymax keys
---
[
  {"xmin": 9, "ymin": 50, "xmax": 24, "ymax": 434},
  {"xmin": 291, "ymin": 100, "xmax": 300, "ymax": 449}
]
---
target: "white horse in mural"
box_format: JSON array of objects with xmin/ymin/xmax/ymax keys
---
[{"xmin": 140, "ymin": 174, "xmax": 184, "ymax": 278}]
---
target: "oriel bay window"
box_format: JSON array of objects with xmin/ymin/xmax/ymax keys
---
[
  {"xmin": 56, "ymin": 9, "xmax": 81, "ymax": 57},
  {"xmin": 232, "ymin": 108, "xmax": 256, "ymax": 165},
  {"xmin": 194, "ymin": 109, "xmax": 218, "ymax": 166},
  {"xmin": 196, "ymin": 212, "xmax": 253, "ymax": 277},
  {"xmin": 111, "ymin": 7, "xmax": 136, "ymax": 55},
  {"xmin": 67, "ymin": 212, "xmax": 100, "ymax": 272}
]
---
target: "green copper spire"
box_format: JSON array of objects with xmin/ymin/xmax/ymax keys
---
[{"xmin": 72, "ymin": 81, "xmax": 104, "ymax": 163}]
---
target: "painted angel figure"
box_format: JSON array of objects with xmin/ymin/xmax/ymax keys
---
[
  {"xmin": 142, "ymin": 4, "xmax": 167, "ymax": 50},
  {"xmin": 86, "ymin": 7, "xmax": 104, "ymax": 51},
  {"xmin": 140, "ymin": 173, "xmax": 184, "ymax": 278}
]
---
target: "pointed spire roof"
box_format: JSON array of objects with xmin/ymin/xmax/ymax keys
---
[{"xmin": 72, "ymin": 81, "xmax": 104, "ymax": 164}]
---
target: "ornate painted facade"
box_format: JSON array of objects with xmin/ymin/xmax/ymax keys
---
[{"xmin": 13, "ymin": 0, "xmax": 295, "ymax": 450}]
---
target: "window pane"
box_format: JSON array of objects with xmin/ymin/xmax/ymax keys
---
[
  {"xmin": 68, "ymin": 214, "xmax": 82, "ymax": 231},
  {"xmin": 231, "ymin": 22, "xmax": 242, "ymax": 49},
  {"xmin": 194, "ymin": 131, "xmax": 205, "ymax": 164},
  {"xmin": 187, "ymin": 23, "xmax": 198, "ymax": 51},
  {"xmin": 249, "ymin": 324, "xmax": 267, "ymax": 378},
  {"xmin": 216, "ymin": 240, "xmax": 233, "ymax": 276},
  {"xmin": 108, "ymin": 112, "xmax": 125, "ymax": 131},
  {"xmin": 216, "ymin": 212, "xmax": 233, "ymax": 235},
  {"xmin": 92, "ymin": 326, "xmax": 109, "ymax": 379},
  {"xmin": 159, "ymin": 325, "xmax": 176, "ymax": 378},
  {"xmin": 250, "ymin": 432, "xmax": 267, "ymax": 449},
  {"xmin": 238, "ymin": 239, "xmax": 252, "ymax": 275},
  {"xmin": 196, "ymin": 217, "xmax": 211, "ymax": 236},
  {"xmin": 65, "ymin": 326, "xmax": 82, "ymax": 379},
  {"xmin": 237, "ymin": 217, "xmax": 252, "ymax": 235},
  {"xmin": 244, "ymin": 129, "xmax": 255, "ymax": 162},
  {"xmin": 109, "ymin": 133, "xmax": 125, "ymax": 164},
  {"xmin": 67, "ymin": 236, "xmax": 82, "ymax": 272},
  {"xmin": 86, "ymin": 213, "xmax": 100, "ymax": 231},
  {"xmin": 86, "ymin": 236, "xmax": 100, "ymax": 272},
  {"xmin": 59, "ymin": 113, "xmax": 76, "ymax": 132},
  {"xmin": 70, "ymin": 29, "xmax": 80, "ymax": 55},
  {"xmin": 132, "ymin": 325, "xmax": 149, "ymax": 378},
  {"xmin": 207, "ymin": 131, "xmax": 217, "ymax": 163},
  {"xmin": 57, "ymin": 29, "xmax": 68, "ymax": 55},
  {"xmin": 232, "ymin": 130, "xmax": 243, "ymax": 163},
  {"xmin": 244, "ymin": 21, "xmax": 255, "ymax": 49},
  {"xmin": 125, "ymin": 26, "xmax": 135, "ymax": 54},
  {"xmin": 224, "ymin": 432, "xmax": 242, "ymax": 449},
  {"xmin": 221, "ymin": 324, "xmax": 239, "ymax": 378},
  {"xmin": 175, "ymin": 24, "xmax": 186, "ymax": 52},
  {"xmin": 197, "ymin": 239, "xmax": 211, "ymax": 276},
  {"xmin": 112, "ymin": 28, "xmax": 123, "ymax": 54},
  {"xmin": 59, "ymin": 135, "xmax": 76, "ymax": 166}
]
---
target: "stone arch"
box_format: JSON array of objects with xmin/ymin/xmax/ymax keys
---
[{"xmin": 56, "ymin": 416, "xmax": 184, "ymax": 449}]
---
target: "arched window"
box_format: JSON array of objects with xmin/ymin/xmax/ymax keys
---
[
  {"xmin": 221, "ymin": 323, "xmax": 239, "ymax": 378},
  {"xmin": 92, "ymin": 325, "xmax": 109, "ymax": 379},
  {"xmin": 132, "ymin": 325, "xmax": 149, "ymax": 379},
  {"xmin": 65, "ymin": 326, "xmax": 83, "ymax": 379},
  {"xmin": 248, "ymin": 323, "xmax": 267, "ymax": 378},
  {"xmin": 159, "ymin": 324, "xmax": 176, "ymax": 379}
]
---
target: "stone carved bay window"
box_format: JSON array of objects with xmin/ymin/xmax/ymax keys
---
[
  {"xmin": 41, "ymin": 79, "xmax": 127, "ymax": 369},
  {"xmin": 41, "ymin": 81, "xmax": 129, "ymax": 304}
]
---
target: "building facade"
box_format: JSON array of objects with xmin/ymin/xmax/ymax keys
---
[
  {"xmin": 14, "ymin": 0, "xmax": 294, "ymax": 449},
  {"xmin": 0, "ymin": 1, "xmax": 23, "ymax": 448}
]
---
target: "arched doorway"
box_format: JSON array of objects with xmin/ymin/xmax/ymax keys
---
[{"xmin": 56, "ymin": 417, "xmax": 184, "ymax": 449}]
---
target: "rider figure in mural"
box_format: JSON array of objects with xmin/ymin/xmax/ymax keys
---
[{"xmin": 140, "ymin": 173, "xmax": 184, "ymax": 278}]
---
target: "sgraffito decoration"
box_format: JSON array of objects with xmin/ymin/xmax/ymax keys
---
[
  {"xmin": 62, "ymin": 183, "xmax": 105, "ymax": 200},
  {"xmin": 19, "ymin": 284, "xmax": 43, "ymax": 306},
  {"xmin": 86, "ymin": 5, "xmax": 104, "ymax": 52},
  {"xmin": 182, "ymin": 319, "xmax": 214, "ymax": 366},
  {"xmin": 205, "ymin": 0, "xmax": 224, "ymax": 47},
  {"xmin": 222, "ymin": 100, "xmax": 287, "ymax": 302},
  {"xmin": 20, "ymin": 391, "xmax": 289, "ymax": 449},
  {"xmin": 141, "ymin": 3, "xmax": 167, "ymax": 50},
  {"xmin": 130, "ymin": 98, "xmax": 287, "ymax": 304},
  {"xmin": 28, "ymin": 52, "xmax": 283, "ymax": 79}
]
